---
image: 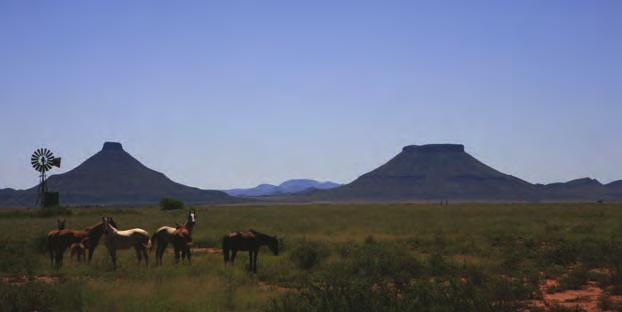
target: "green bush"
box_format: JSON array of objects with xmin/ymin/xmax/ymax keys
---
[
  {"xmin": 289, "ymin": 239, "xmax": 329, "ymax": 270},
  {"xmin": 159, "ymin": 197, "xmax": 184, "ymax": 210}
]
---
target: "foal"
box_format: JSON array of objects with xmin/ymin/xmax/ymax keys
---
[
  {"xmin": 48, "ymin": 219, "xmax": 116, "ymax": 268},
  {"xmin": 222, "ymin": 229, "xmax": 279, "ymax": 273},
  {"xmin": 102, "ymin": 217, "xmax": 151, "ymax": 269},
  {"xmin": 151, "ymin": 209, "xmax": 196, "ymax": 265},
  {"xmin": 70, "ymin": 238, "xmax": 87, "ymax": 263}
]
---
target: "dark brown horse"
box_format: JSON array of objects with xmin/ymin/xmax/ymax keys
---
[
  {"xmin": 222, "ymin": 229, "xmax": 278, "ymax": 273},
  {"xmin": 48, "ymin": 218, "xmax": 117, "ymax": 268},
  {"xmin": 47, "ymin": 219, "xmax": 66, "ymax": 266},
  {"xmin": 173, "ymin": 224, "xmax": 192, "ymax": 264},
  {"xmin": 151, "ymin": 209, "xmax": 196, "ymax": 265}
]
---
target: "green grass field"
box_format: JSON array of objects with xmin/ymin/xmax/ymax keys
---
[{"xmin": 2, "ymin": 203, "xmax": 622, "ymax": 311}]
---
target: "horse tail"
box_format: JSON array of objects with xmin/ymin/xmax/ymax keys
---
[{"xmin": 222, "ymin": 235, "xmax": 230, "ymax": 263}]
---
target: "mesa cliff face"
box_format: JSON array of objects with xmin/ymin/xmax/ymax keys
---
[
  {"xmin": 303, "ymin": 144, "xmax": 620, "ymax": 202},
  {"xmin": 309, "ymin": 144, "xmax": 534, "ymax": 201}
]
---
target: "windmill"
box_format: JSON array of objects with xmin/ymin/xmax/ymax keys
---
[{"xmin": 31, "ymin": 148, "xmax": 61, "ymax": 208}]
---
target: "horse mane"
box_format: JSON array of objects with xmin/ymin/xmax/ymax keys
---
[{"xmin": 249, "ymin": 229, "xmax": 276, "ymax": 242}]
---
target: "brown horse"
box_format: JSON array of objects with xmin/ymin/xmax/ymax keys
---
[
  {"xmin": 151, "ymin": 209, "xmax": 196, "ymax": 265},
  {"xmin": 173, "ymin": 224, "xmax": 192, "ymax": 264},
  {"xmin": 222, "ymin": 229, "xmax": 279, "ymax": 273},
  {"xmin": 47, "ymin": 219, "xmax": 66, "ymax": 266},
  {"xmin": 48, "ymin": 218, "xmax": 117, "ymax": 268}
]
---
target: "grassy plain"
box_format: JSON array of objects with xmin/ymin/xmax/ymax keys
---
[{"xmin": 1, "ymin": 203, "xmax": 622, "ymax": 311}]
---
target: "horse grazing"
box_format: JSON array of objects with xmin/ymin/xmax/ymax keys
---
[
  {"xmin": 222, "ymin": 229, "xmax": 279, "ymax": 273},
  {"xmin": 151, "ymin": 209, "xmax": 196, "ymax": 265},
  {"xmin": 102, "ymin": 217, "xmax": 151, "ymax": 269},
  {"xmin": 47, "ymin": 219, "xmax": 66, "ymax": 266}
]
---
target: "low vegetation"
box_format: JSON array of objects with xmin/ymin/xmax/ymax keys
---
[
  {"xmin": 1, "ymin": 203, "xmax": 621, "ymax": 311},
  {"xmin": 159, "ymin": 197, "xmax": 184, "ymax": 211}
]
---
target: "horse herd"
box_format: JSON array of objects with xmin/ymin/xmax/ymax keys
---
[{"xmin": 47, "ymin": 209, "xmax": 279, "ymax": 272}]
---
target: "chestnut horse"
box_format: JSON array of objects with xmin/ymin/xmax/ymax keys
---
[
  {"xmin": 151, "ymin": 209, "xmax": 196, "ymax": 265},
  {"xmin": 102, "ymin": 217, "xmax": 151, "ymax": 269},
  {"xmin": 47, "ymin": 219, "xmax": 65, "ymax": 266},
  {"xmin": 222, "ymin": 229, "xmax": 278, "ymax": 273},
  {"xmin": 48, "ymin": 218, "xmax": 116, "ymax": 268}
]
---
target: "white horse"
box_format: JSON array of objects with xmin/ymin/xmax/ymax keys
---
[{"xmin": 102, "ymin": 217, "xmax": 151, "ymax": 269}]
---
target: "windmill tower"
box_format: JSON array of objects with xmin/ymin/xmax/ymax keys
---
[{"xmin": 31, "ymin": 148, "xmax": 61, "ymax": 208}]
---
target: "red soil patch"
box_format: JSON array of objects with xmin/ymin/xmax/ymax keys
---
[
  {"xmin": 164, "ymin": 247, "xmax": 222, "ymax": 254},
  {"xmin": 1, "ymin": 275, "xmax": 64, "ymax": 286},
  {"xmin": 527, "ymin": 279, "xmax": 620, "ymax": 312},
  {"xmin": 192, "ymin": 247, "xmax": 222, "ymax": 254},
  {"xmin": 258, "ymin": 282, "xmax": 292, "ymax": 293}
]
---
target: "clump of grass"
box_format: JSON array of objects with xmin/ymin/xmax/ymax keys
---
[
  {"xmin": 552, "ymin": 265, "xmax": 589, "ymax": 292},
  {"xmin": 0, "ymin": 239, "xmax": 40, "ymax": 275},
  {"xmin": 289, "ymin": 239, "xmax": 329, "ymax": 270},
  {"xmin": 0, "ymin": 281, "xmax": 83, "ymax": 311}
]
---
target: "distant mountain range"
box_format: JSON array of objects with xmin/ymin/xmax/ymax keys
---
[
  {"xmin": 224, "ymin": 179, "xmax": 340, "ymax": 197},
  {"xmin": 1, "ymin": 142, "xmax": 622, "ymax": 207},
  {"xmin": 298, "ymin": 144, "xmax": 622, "ymax": 202},
  {"xmin": 0, "ymin": 142, "xmax": 240, "ymax": 207}
]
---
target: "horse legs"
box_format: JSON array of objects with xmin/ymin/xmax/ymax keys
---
[
  {"xmin": 87, "ymin": 247, "xmax": 95, "ymax": 264},
  {"xmin": 135, "ymin": 246, "xmax": 143, "ymax": 264},
  {"xmin": 55, "ymin": 246, "xmax": 67, "ymax": 269},
  {"xmin": 142, "ymin": 247, "xmax": 149, "ymax": 267},
  {"xmin": 49, "ymin": 249, "xmax": 56, "ymax": 267},
  {"xmin": 231, "ymin": 250, "xmax": 238, "ymax": 264},
  {"xmin": 174, "ymin": 247, "xmax": 181, "ymax": 264},
  {"xmin": 252, "ymin": 250, "xmax": 258, "ymax": 273},
  {"xmin": 156, "ymin": 241, "xmax": 167, "ymax": 266},
  {"xmin": 185, "ymin": 247, "xmax": 191, "ymax": 264},
  {"xmin": 54, "ymin": 248, "xmax": 63, "ymax": 269},
  {"xmin": 109, "ymin": 249, "xmax": 117, "ymax": 269},
  {"xmin": 248, "ymin": 250, "xmax": 253, "ymax": 271},
  {"xmin": 48, "ymin": 240, "xmax": 55, "ymax": 267}
]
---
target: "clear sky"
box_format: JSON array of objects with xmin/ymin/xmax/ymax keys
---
[{"xmin": 1, "ymin": 1, "xmax": 621, "ymax": 190}]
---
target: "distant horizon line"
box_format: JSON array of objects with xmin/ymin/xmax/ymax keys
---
[{"xmin": 2, "ymin": 141, "xmax": 620, "ymax": 191}]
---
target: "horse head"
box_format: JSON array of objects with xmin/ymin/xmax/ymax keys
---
[
  {"xmin": 102, "ymin": 217, "xmax": 115, "ymax": 235},
  {"xmin": 57, "ymin": 219, "xmax": 66, "ymax": 230},
  {"xmin": 186, "ymin": 209, "xmax": 196, "ymax": 228},
  {"xmin": 269, "ymin": 235, "xmax": 279, "ymax": 256},
  {"xmin": 108, "ymin": 217, "xmax": 118, "ymax": 228}
]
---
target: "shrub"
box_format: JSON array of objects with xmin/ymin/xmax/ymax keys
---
[
  {"xmin": 555, "ymin": 265, "xmax": 589, "ymax": 291},
  {"xmin": 159, "ymin": 197, "xmax": 184, "ymax": 210},
  {"xmin": 289, "ymin": 239, "xmax": 329, "ymax": 270}
]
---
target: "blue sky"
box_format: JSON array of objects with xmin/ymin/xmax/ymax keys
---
[{"xmin": 1, "ymin": 1, "xmax": 621, "ymax": 190}]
